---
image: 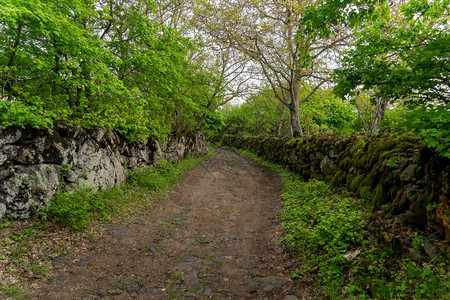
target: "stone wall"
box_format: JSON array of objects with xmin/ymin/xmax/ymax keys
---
[
  {"xmin": 213, "ymin": 135, "xmax": 449, "ymax": 240},
  {"xmin": 0, "ymin": 121, "xmax": 208, "ymax": 219}
]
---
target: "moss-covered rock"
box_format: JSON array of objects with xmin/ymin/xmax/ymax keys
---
[
  {"xmin": 350, "ymin": 174, "xmax": 365, "ymax": 192},
  {"xmin": 214, "ymin": 133, "xmax": 449, "ymax": 240},
  {"xmin": 372, "ymin": 184, "xmax": 388, "ymax": 209}
]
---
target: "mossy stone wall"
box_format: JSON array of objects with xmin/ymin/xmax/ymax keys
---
[{"xmin": 213, "ymin": 135, "xmax": 450, "ymax": 240}]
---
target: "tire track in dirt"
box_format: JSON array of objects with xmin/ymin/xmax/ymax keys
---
[{"xmin": 29, "ymin": 149, "xmax": 313, "ymax": 299}]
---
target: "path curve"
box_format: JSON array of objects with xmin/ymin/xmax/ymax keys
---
[{"xmin": 30, "ymin": 149, "xmax": 311, "ymax": 299}]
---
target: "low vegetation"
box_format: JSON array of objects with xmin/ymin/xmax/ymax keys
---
[
  {"xmin": 235, "ymin": 148, "xmax": 448, "ymax": 299},
  {"xmin": 45, "ymin": 153, "xmax": 213, "ymax": 230}
]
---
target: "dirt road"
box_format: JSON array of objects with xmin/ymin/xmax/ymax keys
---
[{"xmin": 29, "ymin": 149, "xmax": 311, "ymax": 299}]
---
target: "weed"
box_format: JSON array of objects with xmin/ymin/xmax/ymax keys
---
[
  {"xmin": 30, "ymin": 262, "xmax": 49, "ymax": 280},
  {"xmin": 155, "ymin": 243, "xmax": 165, "ymax": 250},
  {"xmin": 169, "ymin": 273, "xmax": 185, "ymax": 282},
  {"xmin": 0, "ymin": 284, "xmax": 29, "ymax": 299},
  {"xmin": 168, "ymin": 290, "xmax": 181, "ymax": 298},
  {"xmin": 411, "ymin": 232, "xmax": 424, "ymax": 250},
  {"xmin": 0, "ymin": 215, "xmax": 12, "ymax": 228}
]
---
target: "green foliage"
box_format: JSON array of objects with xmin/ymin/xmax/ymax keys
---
[
  {"xmin": 222, "ymin": 86, "xmax": 357, "ymax": 137},
  {"xmin": 45, "ymin": 153, "xmax": 213, "ymax": 230},
  {"xmin": 44, "ymin": 187, "xmax": 106, "ymax": 230},
  {"xmin": 380, "ymin": 104, "xmax": 450, "ymax": 158},
  {"xmin": 221, "ymin": 86, "xmax": 285, "ymax": 136},
  {"xmin": 332, "ymin": 0, "xmax": 449, "ymax": 104},
  {"xmin": 280, "ymin": 179, "xmax": 366, "ymax": 258},
  {"xmin": 300, "ymin": 89, "xmax": 357, "ymax": 136},
  {"xmin": 0, "ymin": 0, "xmax": 221, "ymax": 141},
  {"xmin": 301, "ymin": 0, "xmax": 449, "ymax": 157},
  {"xmin": 405, "ymin": 106, "xmax": 450, "ymax": 158},
  {"xmin": 411, "ymin": 232, "xmax": 424, "ymax": 250},
  {"xmin": 128, "ymin": 160, "xmax": 179, "ymax": 191}
]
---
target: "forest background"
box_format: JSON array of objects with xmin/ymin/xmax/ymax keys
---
[{"xmin": 0, "ymin": 0, "xmax": 448, "ymax": 157}]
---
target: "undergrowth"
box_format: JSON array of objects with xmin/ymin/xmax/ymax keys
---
[
  {"xmin": 233, "ymin": 148, "xmax": 448, "ymax": 299},
  {"xmin": 44, "ymin": 153, "xmax": 213, "ymax": 230}
]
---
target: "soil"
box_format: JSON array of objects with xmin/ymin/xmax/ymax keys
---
[{"xmin": 5, "ymin": 149, "xmax": 318, "ymax": 299}]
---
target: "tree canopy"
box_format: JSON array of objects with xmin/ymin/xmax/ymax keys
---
[
  {"xmin": 0, "ymin": 0, "xmax": 448, "ymax": 156},
  {"xmin": 0, "ymin": 0, "xmax": 223, "ymax": 140}
]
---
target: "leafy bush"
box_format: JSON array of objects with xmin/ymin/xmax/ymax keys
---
[{"xmin": 45, "ymin": 187, "xmax": 106, "ymax": 231}]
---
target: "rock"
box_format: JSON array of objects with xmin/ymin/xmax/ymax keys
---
[
  {"xmin": 107, "ymin": 289, "xmax": 123, "ymax": 295},
  {"xmin": 402, "ymin": 185, "xmax": 420, "ymax": 202},
  {"xmin": 107, "ymin": 224, "xmax": 130, "ymax": 237},
  {"xmin": 283, "ymin": 296, "xmax": 298, "ymax": 300},
  {"xmin": 400, "ymin": 236, "xmax": 412, "ymax": 246},
  {"xmin": 285, "ymin": 261, "xmax": 295, "ymax": 269},
  {"xmin": 0, "ymin": 203, "xmax": 5, "ymax": 219},
  {"xmin": 401, "ymin": 210, "xmax": 426, "ymax": 227},
  {"xmin": 71, "ymin": 257, "xmax": 94, "ymax": 267},
  {"xmin": 189, "ymin": 282, "xmax": 203, "ymax": 292},
  {"xmin": 249, "ymin": 276, "xmax": 287, "ymax": 295},
  {"xmin": 0, "ymin": 152, "xmax": 7, "ymax": 166},
  {"xmin": 409, "ymin": 251, "xmax": 422, "ymax": 262},
  {"xmin": 203, "ymin": 288, "xmax": 213, "ymax": 296},
  {"xmin": 423, "ymin": 242, "xmax": 440, "ymax": 262},
  {"xmin": 400, "ymin": 164, "xmax": 417, "ymax": 182},
  {"xmin": 343, "ymin": 249, "xmax": 361, "ymax": 262},
  {"xmin": 0, "ymin": 123, "xmax": 208, "ymax": 220},
  {"xmin": 283, "ymin": 245, "xmax": 296, "ymax": 253},
  {"xmin": 405, "ymin": 197, "xmax": 428, "ymax": 226},
  {"xmin": 320, "ymin": 156, "xmax": 334, "ymax": 175}
]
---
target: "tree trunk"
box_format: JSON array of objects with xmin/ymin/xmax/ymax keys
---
[
  {"xmin": 370, "ymin": 97, "xmax": 390, "ymax": 135},
  {"xmin": 277, "ymin": 106, "xmax": 287, "ymax": 136},
  {"xmin": 289, "ymin": 83, "xmax": 304, "ymax": 137}
]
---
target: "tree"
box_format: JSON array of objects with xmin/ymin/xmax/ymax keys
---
[
  {"xmin": 302, "ymin": 0, "xmax": 449, "ymax": 155},
  {"xmin": 222, "ymin": 85, "xmax": 356, "ymax": 137},
  {"xmin": 0, "ymin": 0, "xmax": 215, "ymax": 140},
  {"xmin": 302, "ymin": 0, "xmax": 449, "ymax": 135},
  {"xmin": 194, "ymin": 0, "xmax": 349, "ymax": 137},
  {"xmin": 332, "ymin": 0, "xmax": 449, "ymax": 106}
]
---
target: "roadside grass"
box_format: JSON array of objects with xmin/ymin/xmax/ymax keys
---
[
  {"xmin": 44, "ymin": 153, "xmax": 213, "ymax": 230},
  {"xmin": 233, "ymin": 148, "xmax": 448, "ymax": 299},
  {"xmin": 0, "ymin": 152, "xmax": 213, "ymax": 298}
]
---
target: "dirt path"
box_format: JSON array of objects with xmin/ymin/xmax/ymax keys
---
[{"xmin": 29, "ymin": 149, "xmax": 312, "ymax": 299}]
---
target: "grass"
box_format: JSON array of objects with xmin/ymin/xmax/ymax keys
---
[
  {"xmin": 43, "ymin": 152, "xmax": 213, "ymax": 230},
  {"xmin": 232, "ymin": 147, "xmax": 449, "ymax": 299},
  {"xmin": 0, "ymin": 285, "xmax": 29, "ymax": 299}
]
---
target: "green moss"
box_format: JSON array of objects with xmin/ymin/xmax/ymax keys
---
[
  {"xmin": 359, "ymin": 186, "xmax": 372, "ymax": 201},
  {"xmin": 330, "ymin": 171, "xmax": 341, "ymax": 186},
  {"xmin": 338, "ymin": 157, "xmax": 352, "ymax": 170},
  {"xmin": 369, "ymin": 138, "xmax": 398, "ymax": 154},
  {"xmin": 350, "ymin": 174, "xmax": 365, "ymax": 192},
  {"xmin": 414, "ymin": 166, "xmax": 424, "ymax": 178},
  {"xmin": 345, "ymin": 174, "xmax": 354, "ymax": 189},
  {"xmin": 371, "ymin": 184, "xmax": 388, "ymax": 209}
]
